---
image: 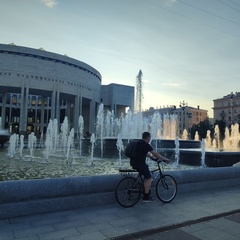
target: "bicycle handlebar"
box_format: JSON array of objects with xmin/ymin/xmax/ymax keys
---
[{"xmin": 149, "ymin": 157, "xmax": 169, "ymax": 164}]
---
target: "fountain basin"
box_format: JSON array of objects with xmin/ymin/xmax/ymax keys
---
[
  {"xmin": 153, "ymin": 139, "xmax": 201, "ymax": 149},
  {"xmin": 177, "ymin": 149, "xmax": 240, "ymax": 167},
  {"xmin": 81, "ymin": 138, "xmax": 201, "ymax": 158},
  {"xmin": 158, "ymin": 148, "xmax": 240, "ymax": 167},
  {"xmin": 81, "ymin": 138, "xmax": 240, "ymax": 167},
  {"xmin": 205, "ymin": 151, "xmax": 240, "ymax": 167},
  {"xmin": 1, "ymin": 167, "xmax": 240, "ymax": 219}
]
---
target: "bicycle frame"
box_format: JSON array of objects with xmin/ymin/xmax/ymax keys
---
[
  {"xmin": 150, "ymin": 160, "xmax": 165, "ymax": 178},
  {"xmin": 119, "ymin": 160, "xmax": 166, "ymax": 186},
  {"xmin": 116, "ymin": 160, "xmax": 177, "ymax": 207}
]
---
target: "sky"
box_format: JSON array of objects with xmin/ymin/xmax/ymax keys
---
[{"xmin": 0, "ymin": 0, "xmax": 240, "ymax": 118}]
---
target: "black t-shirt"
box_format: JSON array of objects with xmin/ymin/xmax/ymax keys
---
[{"xmin": 130, "ymin": 139, "xmax": 153, "ymax": 167}]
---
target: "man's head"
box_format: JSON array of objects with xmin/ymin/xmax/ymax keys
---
[{"xmin": 142, "ymin": 132, "xmax": 151, "ymax": 142}]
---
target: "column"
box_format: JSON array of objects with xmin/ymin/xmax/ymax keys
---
[
  {"xmin": 111, "ymin": 103, "xmax": 117, "ymax": 116},
  {"xmin": 51, "ymin": 91, "xmax": 56, "ymax": 119},
  {"xmin": 9, "ymin": 94, "xmax": 12, "ymax": 124},
  {"xmin": 79, "ymin": 95, "xmax": 82, "ymax": 116},
  {"xmin": 66, "ymin": 101, "xmax": 71, "ymax": 121},
  {"xmin": 79, "ymin": 86, "xmax": 83, "ymax": 116},
  {"xmin": 55, "ymin": 91, "xmax": 60, "ymax": 123},
  {"xmin": 89, "ymin": 100, "xmax": 96, "ymax": 134},
  {"xmin": 74, "ymin": 94, "xmax": 81, "ymax": 131},
  {"xmin": 24, "ymin": 84, "xmax": 29, "ymax": 131},
  {"xmin": 74, "ymin": 95, "xmax": 79, "ymax": 131},
  {"xmin": 19, "ymin": 83, "xmax": 28, "ymax": 135},
  {"xmin": 1, "ymin": 93, "xmax": 6, "ymax": 129},
  {"xmin": 34, "ymin": 97, "xmax": 38, "ymax": 133},
  {"xmin": 40, "ymin": 97, "xmax": 45, "ymax": 134}
]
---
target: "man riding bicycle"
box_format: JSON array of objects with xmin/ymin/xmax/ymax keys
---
[{"xmin": 129, "ymin": 131, "xmax": 169, "ymax": 202}]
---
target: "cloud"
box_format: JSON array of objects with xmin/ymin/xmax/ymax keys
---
[
  {"xmin": 162, "ymin": 82, "xmax": 182, "ymax": 87},
  {"xmin": 42, "ymin": 0, "xmax": 58, "ymax": 8},
  {"xmin": 165, "ymin": 0, "xmax": 177, "ymax": 6}
]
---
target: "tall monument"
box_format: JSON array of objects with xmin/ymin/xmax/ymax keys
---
[{"xmin": 134, "ymin": 70, "xmax": 143, "ymax": 113}]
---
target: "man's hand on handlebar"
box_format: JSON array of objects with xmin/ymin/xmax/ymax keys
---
[
  {"xmin": 149, "ymin": 156, "xmax": 170, "ymax": 164},
  {"xmin": 162, "ymin": 158, "xmax": 170, "ymax": 164},
  {"xmin": 150, "ymin": 150, "xmax": 170, "ymax": 164}
]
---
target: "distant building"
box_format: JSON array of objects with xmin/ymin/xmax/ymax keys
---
[
  {"xmin": 213, "ymin": 92, "xmax": 240, "ymax": 127},
  {"xmin": 0, "ymin": 44, "xmax": 134, "ymax": 136},
  {"xmin": 143, "ymin": 103, "xmax": 208, "ymax": 137},
  {"xmin": 101, "ymin": 83, "xmax": 134, "ymax": 117}
]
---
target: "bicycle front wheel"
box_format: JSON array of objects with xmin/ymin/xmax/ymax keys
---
[
  {"xmin": 156, "ymin": 175, "xmax": 177, "ymax": 203},
  {"xmin": 115, "ymin": 176, "xmax": 142, "ymax": 207}
]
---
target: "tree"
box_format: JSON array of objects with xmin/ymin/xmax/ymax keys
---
[
  {"xmin": 214, "ymin": 119, "xmax": 226, "ymax": 142},
  {"xmin": 191, "ymin": 117, "xmax": 214, "ymax": 140}
]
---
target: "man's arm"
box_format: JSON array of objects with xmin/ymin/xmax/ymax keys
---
[{"xmin": 150, "ymin": 150, "xmax": 169, "ymax": 163}]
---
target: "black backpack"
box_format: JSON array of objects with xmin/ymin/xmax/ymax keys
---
[{"xmin": 124, "ymin": 140, "xmax": 139, "ymax": 158}]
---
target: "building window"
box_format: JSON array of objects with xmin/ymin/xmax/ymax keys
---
[
  {"xmin": 6, "ymin": 94, "xmax": 11, "ymax": 104},
  {"xmin": 31, "ymin": 96, "xmax": 36, "ymax": 106},
  {"xmin": 12, "ymin": 95, "xmax": 17, "ymax": 105}
]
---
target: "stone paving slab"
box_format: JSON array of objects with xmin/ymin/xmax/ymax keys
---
[
  {"xmin": 181, "ymin": 218, "xmax": 240, "ymax": 240},
  {"xmin": 0, "ymin": 187, "xmax": 240, "ymax": 240},
  {"xmin": 140, "ymin": 229, "xmax": 200, "ymax": 240}
]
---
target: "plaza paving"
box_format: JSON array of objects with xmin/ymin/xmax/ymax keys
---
[{"xmin": 0, "ymin": 186, "xmax": 240, "ymax": 240}]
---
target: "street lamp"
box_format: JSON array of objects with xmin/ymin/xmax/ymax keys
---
[
  {"xmin": 187, "ymin": 112, "xmax": 193, "ymax": 139},
  {"xmin": 179, "ymin": 100, "xmax": 188, "ymax": 110},
  {"xmin": 179, "ymin": 100, "xmax": 193, "ymax": 139},
  {"xmin": 179, "ymin": 101, "xmax": 187, "ymax": 137},
  {"xmin": 230, "ymin": 92, "xmax": 234, "ymax": 125}
]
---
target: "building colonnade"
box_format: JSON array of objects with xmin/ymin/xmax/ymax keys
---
[{"xmin": 0, "ymin": 83, "xmax": 97, "ymax": 137}]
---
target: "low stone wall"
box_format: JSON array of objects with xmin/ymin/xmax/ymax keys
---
[{"xmin": 1, "ymin": 167, "xmax": 240, "ymax": 219}]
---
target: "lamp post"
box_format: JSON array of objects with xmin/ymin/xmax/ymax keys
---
[
  {"xmin": 230, "ymin": 93, "xmax": 234, "ymax": 125},
  {"xmin": 179, "ymin": 100, "xmax": 193, "ymax": 139},
  {"xmin": 187, "ymin": 112, "xmax": 192, "ymax": 139},
  {"xmin": 179, "ymin": 101, "xmax": 187, "ymax": 137}
]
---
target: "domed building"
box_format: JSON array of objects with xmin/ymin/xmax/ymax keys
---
[{"xmin": 0, "ymin": 43, "xmax": 134, "ymax": 136}]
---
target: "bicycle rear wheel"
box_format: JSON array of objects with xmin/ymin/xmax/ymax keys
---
[
  {"xmin": 156, "ymin": 175, "xmax": 177, "ymax": 203},
  {"xmin": 115, "ymin": 176, "xmax": 142, "ymax": 207}
]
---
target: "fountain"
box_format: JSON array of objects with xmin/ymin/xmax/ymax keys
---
[
  {"xmin": 7, "ymin": 133, "xmax": 17, "ymax": 157},
  {"xmin": 39, "ymin": 105, "xmax": 240, "ymax": 168},
  {"xmin": 108, "ymin": 107, "xmax": 238, "ymax": 168},
  {"xmin": 89, "ymin": 133, "xmax": 96, "ymax": 166},
  {"xmin": 201, "ymin": 138, "xmax": 206, "ymax": 167},
  {"xmin": 194, "ymin": 131, "xmax": 199, "ymax": 141},
  {"xmin": 60, "ymin": 117, "xmax": 68, "ymax": 155},
  {"xmin": 78, "ymin": 115, "xmax": 84, "ymax": 156},
  {"xmin": 205, "ymin": 130, "xmax": 212, "ymax": 148},
  {"xmin": 28, "ymin": 132, "xmax": 36, "ymax": 160},
  {"xmin": 2, "ymin": 102, "xmax": 240, "ymax": 182},
  {"xmin": 203, "ymin": 123, "xmax": 240, "ymax": 167},
  {"xmin": 96, "ymin": 103, "xmax": 104, "ymax": 158},
  {"xmin": 174, "ymin": 137, "xmax": 180, "ymax": 167},
  {"xmin": 19, "ymin": 135, "xmax": 24, "ymax": 159},
  {"xmin": 116, "ymin": 133, "xmax": 124, "ymax": 165},
  {"xmin": 66, "ymin": 128, "xmax": 75, "ymax": 164}
]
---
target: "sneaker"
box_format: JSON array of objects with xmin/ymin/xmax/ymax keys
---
[{"xmin": 143, "ymin": 196, "xmax": 156, "ymax": 202}]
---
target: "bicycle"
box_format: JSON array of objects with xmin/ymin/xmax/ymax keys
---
[{"xmin": 115, "ymin": 159, "xmax": 177, "ymax": 207}]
